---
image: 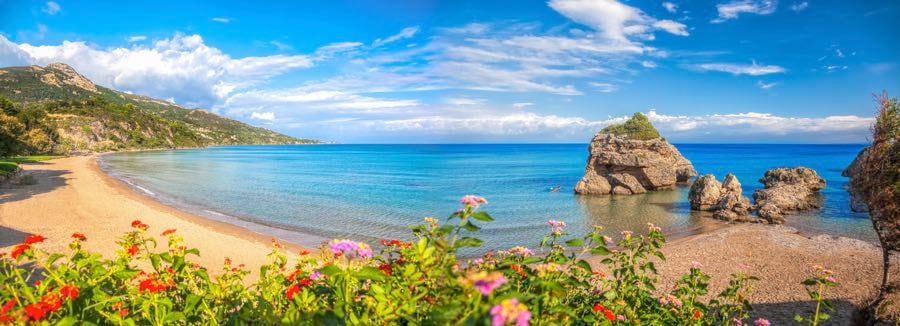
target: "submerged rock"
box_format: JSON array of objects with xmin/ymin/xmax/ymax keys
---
[
  {"xmin": 688, "ymin": 173, "xmax": 751, "ymax": 222},
  {"xmin": 574, "ymin": 113, "xmax": 697, "ymax": 196},
  {"xmin": 753, "ymin": 167, "xmax": 826, "ymax": 224}
]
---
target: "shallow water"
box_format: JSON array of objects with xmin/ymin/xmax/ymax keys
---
[{"xmin": 101, "ymin": 144, "xmax": 876, "ymax": 250}]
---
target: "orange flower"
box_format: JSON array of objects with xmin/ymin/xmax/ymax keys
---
[
  {"xmin": 119, "ymin": 309, "xmax": 128, "ymax": 317},
  {"xmin": 693, "ymin": 309, "xmax": 702, "ymax": 319},
  {"xmin": 138, "ymin": 276, "xmax": 172, "ymax": 293},
  {"xmin": 71, "ymin": 232, "xmax": 87, "ymax": 241},
  {"xmin": 24, "ymin": 303, "xmax": 47, "ymax": 321},
  {"xmin": 161, "ymin": 229, "xmax": 176, "ymax": 236},
  {"xmin": 24, "ymin": 234, "xmax": 45, "ymax": 245},
  {"xmin": 299, "ymin": 250, "xmax": 311, "ymax": 256},
  {"xmin": 379, "ymin": 263, "xmax": 392, "ymax": 276},
  {"xmin": 127, "ymin": 245, "xmax": 140, "ymax": 256},
  {"xmin": 131, "ymin": 220, "xmax": 148, "ymax": 230}
]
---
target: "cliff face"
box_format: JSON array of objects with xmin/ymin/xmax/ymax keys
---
[{"xmin": 574, "ymin": 132, "xmax": 697, "ymax": 195}]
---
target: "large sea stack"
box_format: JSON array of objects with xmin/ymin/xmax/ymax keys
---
[{"xmin": 574, "ymin": 113, "xmax": 697, "ymax": 196}]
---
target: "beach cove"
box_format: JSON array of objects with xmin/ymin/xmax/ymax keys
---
[{"xmin": 0, "ymin": 154, "xmax": 888, "ymax": 323}]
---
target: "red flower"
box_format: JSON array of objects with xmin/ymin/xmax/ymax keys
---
[
  {"xmin": 161, "ymin": 229, "xmax": 176, "ymax": 236},
  {"xmin": 40, "ymin": 294, "xmax": 62, "ymax": 312},
  {"xmin": 592, "ymin": 303, "xmax": 604, "ymax": 312},
  {"xmin": 379, "ymin": 263, "xmax": 392, "ymax": 276},
  {"xmin": 11, "ymin": 244, "xmax": 29, "ymax": 259},
  {"xmin": 71, "ymin": 232, "xmax": 87, "ymax": 241},
  {"xmin": 287, "ymin": 269, "xmax": 302, "ymax": 281},
  {"xmin": 298, "ymin": 278, "xmax": 313, "ymax": 287},
  {"xmin": 60, "ymin": 284, "xmax": 79, "ymax": 300},
  {"xmin": 285, "ymin": 284, "xmax": 301, "ymax": 300},
  {"xmin": 24, "ymin": 303, "xmax": 47, "ymax": 321},
  {"xmin": 138, "ymin": 276, "xmax": 172, "ymax": 293},
  {"xmin": 127, "ymin": 245, "xmax": 140, "ymax": 256},
  {"xmin": 24, "ymin": 234, "xmax": 46, "ymax": 245},
  {"xmin": 299, "ymin": 250, "xmax": 311, "ymax": 256},
  {"xmin": 119, "ymin": 309, "xmax": 128, "ymax": 317},
  {"xmin": 131, "ymin": 220, "xmax": 148, "ymax": 230},
  {"xmin": 693, "ymin": 309, "xmax": 702, "ymax": 319},
  {"xmin": 0, "ymin": 299, "xmax": 16, "ymax": 322},
  {"xmin": 604, "ymin": 310, "xmax": 615, "ymax": 321}
]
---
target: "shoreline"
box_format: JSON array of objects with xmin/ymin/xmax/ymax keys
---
[{"xmin": 1, "ymin": 155, "xmax": 887, "ymax": 323}]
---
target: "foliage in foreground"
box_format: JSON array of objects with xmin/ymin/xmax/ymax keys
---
[{"xmin": 1, "ymin": 197, "xmax": 837, "ymax": 325}]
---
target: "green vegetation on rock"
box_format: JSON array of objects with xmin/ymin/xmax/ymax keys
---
[
  {"xmin": 0, "ymin": 63, "xmax": 318, "ymax": 156},
  {"xmin": 600, "ymin": 112, "xmax": 661, "ymax": 140}
]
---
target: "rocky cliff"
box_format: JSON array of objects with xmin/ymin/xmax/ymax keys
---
[{"xmin": 574, "ymin": 113, "xmax": 696, "ymax": 195}]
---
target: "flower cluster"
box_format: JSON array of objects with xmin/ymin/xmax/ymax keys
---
[
  {"xmin": 593, "ymin": 303, "xmax": 616, "ymax": 321},
  {"xmin": 462, "ymin": 271, "xmax": 507, "ymax": 296},
  {"xmin": 328, "ymin": 239, "xmax": 373, "ymax": 258},
  {"xmin": 547, "ymin": 219, "xmax": 566, "ymax": 236},
  {"xmin": 490, "ymin": 298, "xmax": 530, "ymax": 326},
  {"xmin": 499, "ymin": 246, "xmax": 534, "ymax": 257},
  {"xmin": 460, "ymin": 195, "xmax": 488, "ymax": 208}
]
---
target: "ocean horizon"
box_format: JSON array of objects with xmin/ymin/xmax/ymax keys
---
[{"xmin": 100, "ymin": 143, "xmax": 876, "ymax": 250}]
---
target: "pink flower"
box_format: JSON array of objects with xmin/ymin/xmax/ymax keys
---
[
  {"xmin": 826, "ymin": 276, "xmax": 836, "ymax": 283},
  {"xmin": 547, "ymin": 220, "xmax": 567, "ymax": 236},
  {"xmin": 463, "ymin": 271, "xmax": 507, "ymax": 296},
  {"xmin": 621, "ymin": 230, "xmax": 633, "ymax": 240},
  {"xmin": 602, "ymin": 235, "xmax": 614, "ymax": 246},
  {"xmin": 328, "ymin": 239, "xmax": 373, "ymax": 258},
  {"xmin": 501, "ymin": 246, "xmax": 534, "ymax": 257},
  {"xmin": 310, "ymin": 270, "xmax": 323, "ymax": 280},
  {"xmin": 490, "ymin": 298, "xmax": 531, "ymax": 326},
  {"xmin": 647, "ymin": 223, "xmax": 661, "ymax": 232},
  {"xmin": 754, "ymin": 318, "xmax": 771, "ymax": 326},
  {"xmin": 460, "ymin": 195, "xmax": 488, "ymax": 208},
  {"xmin": 691, "ymin": 261, "xmax": 703, "ymax": 269}
]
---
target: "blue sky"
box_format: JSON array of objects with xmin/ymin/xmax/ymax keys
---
[{"xmin": 1, "ymin": 0, "xmax": 898, "ymax": 143}]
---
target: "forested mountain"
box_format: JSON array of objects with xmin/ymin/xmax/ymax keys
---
[{"xmin": 0, "ymin": 63, "xmax": 316, "ymax": 156}]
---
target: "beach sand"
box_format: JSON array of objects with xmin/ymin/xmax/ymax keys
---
[
  {"xmin": 1, "ymin": 156, "xmax": 890, "ymax": 323},
  {"xmin": 0, "ymin": 156, "xmax": 307, "ymax": 276}
]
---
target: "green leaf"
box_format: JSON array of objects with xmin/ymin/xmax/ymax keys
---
[
  {"xmin": 565, "ymin": 239, "xmax": 584, "ymax": 247},
  {"xmin": 463, "ymin": 221, "xmax": 480, "ymax": 232},
  {"xmin": 576, "ymin": 260, "xmax": 592, "ymax": 273},
  {"xmin": 455, "ymin": 237, "xmax": 484, "ymax": 248},
  {"xmin": 471, "ymin": 211, "xmax": 494, "ymax": 222},
  {"xmin": 164, "ymin": 312, "xmax": 186, "ymax": 322},
  {"xmin": 149, "ymin": 254, "xmax": 161, "ymax": 271},
  {"xmin": 55, "ymin": 316, "xmax": 78, "ymax": 326},
  {"xmin": 355, "ymin": 266, "xmax": 387, "ymax": 281},
  {"xmin": 590, "ymin": 246, "xmax": 611, "ymax": 255},
  {"xmin": 603, "ymin": 290, "xmax": 617, "ymax": 300},
  {"xmin": 319, "ymin": 264, "xmax": 342, "ymax": 276}
]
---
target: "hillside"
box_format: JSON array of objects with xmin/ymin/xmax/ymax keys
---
[{"xmin": 0, "ymin": 63, "xmax": 316, "ymax": 155}]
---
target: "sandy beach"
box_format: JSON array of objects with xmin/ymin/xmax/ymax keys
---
[
  {"xmin": 0, "ymin": 156, "xmax": 307, "ymax": 276},
  {"xmin": 1, "ymin": 156, "xmax": 889, "ymax": 323}
]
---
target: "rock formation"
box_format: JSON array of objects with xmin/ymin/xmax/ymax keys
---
[
  {"xmin": 574, "ymin": 133, "xmax": 697, "ymax": 196},
  {"xmin": 842, "ymin": 147, "xmax": 870, "ymax": 212},
  {"xmin": 688, "ymin": 173, "xmax": 751, "ymax": 222},
  {"xmin": 575, "ymin": 113, "xmax": 696, "ymax": 196},
  {"xmin": 753, "ymin": 167, "xmax": 826, "ymax": 223}
]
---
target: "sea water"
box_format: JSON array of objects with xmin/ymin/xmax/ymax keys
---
[{"xmin": 101, "ymin": 144, "xmax": 875, "ymax": 250}]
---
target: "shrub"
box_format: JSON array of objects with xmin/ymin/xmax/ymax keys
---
[
  {"xmin": 601, "ymin": 112, "xmax": 661, "ymax": 140},
  {"xmin": 0, "ymin": 197, "xmax": 832, "ymax": 324}
]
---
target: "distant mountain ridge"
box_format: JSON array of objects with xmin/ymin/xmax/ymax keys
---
[{"xmin": 0, "ymin": 63, "xmax": 316, "ymax": 155}]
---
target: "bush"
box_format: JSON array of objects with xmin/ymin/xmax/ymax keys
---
[
  {"xmin": 0, "ymin": 161, "xmax": 18, "ymax": 177},
  {"xmin": 1, "ymin": 196, "xmax": 835, "ymax": 325},
  {"xmin": 601, "ymin": 112, "xmax": 661, "ymax": 140}
]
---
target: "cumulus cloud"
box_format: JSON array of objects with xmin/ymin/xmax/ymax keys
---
[
  {"xmin": 790, "ymin": 1, "xmax": 808, "ymax": 11},
  {"xmin": 2, "ymin": 33, "xmax": 315, "ymax": 107},
  {"xmin": 662, "ymin": 2, "xmax": 678, "ymax": 13},
  {"xmin": 250, "ymin": 111, "xmax": 275, "ymax": 121},
  {"xmin": 712, "ymin": 0, "xmax": 778, "ymax": 23},
  {"xmin": 373, "ymin": 26, "xmax": 419, "ymax": 47},
  {"xmin": 548, "ymin": 0, "xmax": 691, "ymax": 44},
  {"xmin": 42, "ymin": 1, "xmax": 61, "ymax": 15},
  {"xmin": 690, "ymin": 61, "xmax": 786, "ymax": 75},
  {"xmin": 652, "ymin": 20, "xmax": 689, "ymax": 36}
]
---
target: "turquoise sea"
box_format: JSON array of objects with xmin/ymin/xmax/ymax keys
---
[{"xmin": 100, "ymin": 144, "xmax": 875, "ymax": 250}]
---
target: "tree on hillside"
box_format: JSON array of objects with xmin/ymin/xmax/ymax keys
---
[
  {"xmin": 600, "ymin": 112, "xmax": 661, "ymax": 140},
  {"xmin": 0, "ymin": 111, "xmax": 26, "ymax": 157}
]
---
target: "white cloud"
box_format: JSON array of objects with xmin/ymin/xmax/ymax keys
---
[
  {"xmin": 250, "ymin": 111, "xmax": 275, "ymax": 121},
  {"xmin": 690, "ymin": 61, "xmax": 786, "ymax": 75},
  {"xmin": 662, "ymin": 2, "xmax": 678, "ymax": 13},
  {"xmin": 211, "ymin": 17, "xmax": 230, "ymax": 23},
  {"xmin": 756, "ymin": 80, "xmax": 777, "ymax": 90},
  {"xmin": 712, "ymin": 0, "xmax": 778, "ymax": 23},
  {"xmin": 652, "ymin": 20, "xmax": 689, "ymax": 36},
  {"xmin": 372, "ymin": 26, "xmax": 419, "ymax": 47},
  {"xmin": 790, "ymin": 1, "xmax": 808, "ymax": 11},
  {"xmin": 42, "ymin": 1, "xmax": 61, "ymax": 15},
  {"xmin": 548, "ymin": 0, "xmax": 691, "ymax": 44},
  {"xmin": 512, "ymin": 102, "xmax": 534, "ymax": 109},
  {"xmin": 589, "ymin": 82, "xmax": 618, "ymax": 93},
  {"xmin": 315, "ymin": 42, "xmax": 362, "ymax": 54},
  {"xmin": 445, "ymin": 97, "xmax": 485, "ymax": 106},
  {"xmin": 2, "ymin": 33, "xmax": 314, "ymax": 107},
  {"xmin": 440, "ymin": 23, "xmax": 491, "ymax": 35},
  {"xmin": 641, "ymin": 60, "xmax": 658, "ymax": 68},
  {"xmin": 351, "ymin": 110, "xmax": 873, "ymax": 143},
  {"xmin": 127, "ymin": 35, "xmax": 147, "ymax": 42},
  {"xmin": 270, "ymin": 40, "xmax": 293, "ymax": 51}
]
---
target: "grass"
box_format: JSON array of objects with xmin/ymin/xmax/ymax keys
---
[
  {"xmin": 0, "ymin": 155, "xmax": 62, "ymax": 163},
  {"xmin": 0, "ymin": 161, "xmax": 18, "ymax": 177}
]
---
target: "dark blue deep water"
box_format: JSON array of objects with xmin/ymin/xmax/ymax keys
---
[{"xmin": 101, "ymin": 144, "xmax": 875, "ymax": 249}]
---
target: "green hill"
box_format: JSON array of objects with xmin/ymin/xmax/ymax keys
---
[{"xmin": 0, "ymin": 63, "xmax": 316, "ymax": 155}]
